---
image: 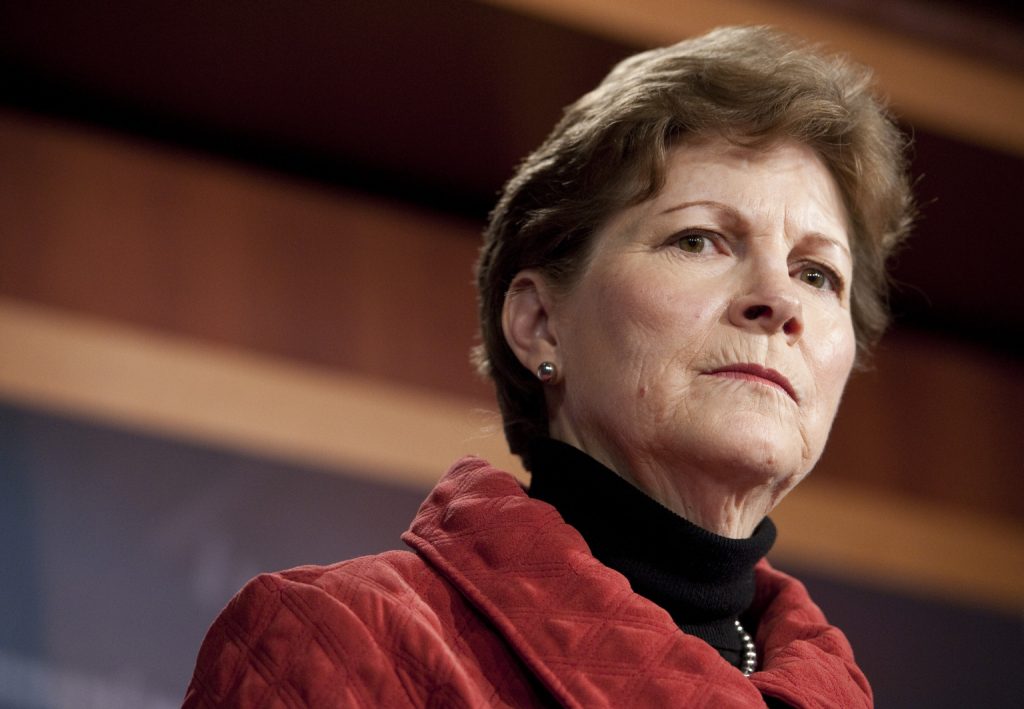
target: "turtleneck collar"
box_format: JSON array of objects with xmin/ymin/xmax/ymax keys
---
[{"xmin": 526, "ymin": 437, "xmax": 776, "ymax": 666}]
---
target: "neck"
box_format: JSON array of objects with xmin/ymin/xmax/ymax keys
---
[
  {"xmin": 548, "ymin": 428, "xmax": 798, "ymax": 538},
  {"xmin": 623, "ymin": 462, "xmax": 797, "ymax": 538}
]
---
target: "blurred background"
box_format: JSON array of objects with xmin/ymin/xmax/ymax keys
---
[{"xmin": 1, "ymin": 1, "xmax": 1021, "ymax": 707}]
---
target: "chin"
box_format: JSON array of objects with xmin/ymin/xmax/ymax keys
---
[{"xmin": 686, "ymin": 423, "xmax": 811, "ymax": 486}]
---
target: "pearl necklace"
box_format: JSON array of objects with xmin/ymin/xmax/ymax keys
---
[{"xmin": 735, "ymin": 619, "xmax": 757, "ymax": 676}]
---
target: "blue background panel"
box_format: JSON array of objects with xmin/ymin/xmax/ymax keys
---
[{"xmin": 0, "ymin": 402, "xmax": 1019, "ymax": 707}]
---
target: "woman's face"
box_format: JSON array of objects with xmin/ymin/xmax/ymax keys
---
[{"xmin": 546, "ymin": 138, "xmax": 856, "ymax": 509}]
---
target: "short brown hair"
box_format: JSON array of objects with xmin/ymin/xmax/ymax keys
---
[{"xmin": 473, "ymin": 26, "xmax": 915, "ymax": 459}]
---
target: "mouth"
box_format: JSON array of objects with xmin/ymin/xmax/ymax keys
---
[{"xmin": 704, "ymin": 363, "xmax": 799, "ymax": 403}]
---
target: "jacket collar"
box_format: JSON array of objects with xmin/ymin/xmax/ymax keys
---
[
  {"xmin": 404, "ymin": 456, "xmax": 871, "ymax": 708},
  {"xmin": 402, "ymin": 456, "xmax": 768, "ymax": 707}
]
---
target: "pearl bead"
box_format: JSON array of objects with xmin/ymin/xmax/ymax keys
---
[{"xmin": 735, "ymin": 619, "xmax": 757, "ymax": 677}]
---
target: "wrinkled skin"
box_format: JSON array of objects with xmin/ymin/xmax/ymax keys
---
[{"xmin": 504, "ymin": 138, "xmax": 856, "ymax": 538}]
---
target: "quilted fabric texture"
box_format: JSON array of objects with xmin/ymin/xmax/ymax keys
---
[{"xmin": 183, "ymin": 456, "xmax": 872, "ymax": 708}]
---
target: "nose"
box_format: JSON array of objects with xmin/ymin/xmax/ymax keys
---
[{"xmin": 727, "ymin": 271, "xmax": 804, "ymax": 341}]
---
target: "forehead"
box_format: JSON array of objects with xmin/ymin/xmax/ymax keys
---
[{"xmin": 648, "ymin": 138, "xmax": 850, "ymax": 237}]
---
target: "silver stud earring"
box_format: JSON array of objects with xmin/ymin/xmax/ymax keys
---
[{"xmin": 536, "ymin": 361, "xmax": 557, "ymax": 383}]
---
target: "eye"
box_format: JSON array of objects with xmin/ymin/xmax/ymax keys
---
[
  {"xmin": 797, "ymin": 264, "xmax": 842, "ymax": 293},
  {"xmin": 673, "ymin": 232, "xmax": 711, "ymax": 254}
]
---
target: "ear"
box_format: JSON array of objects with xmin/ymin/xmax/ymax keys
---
[{"xmin": 501, "ymin": 269, "xmax": 559, "ymax": 375}]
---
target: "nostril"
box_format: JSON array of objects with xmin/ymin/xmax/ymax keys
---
[{"xmin": 744, "ymin": 305, "xmax": 771, "ymax": 320}]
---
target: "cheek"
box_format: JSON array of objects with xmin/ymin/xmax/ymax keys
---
[
  {"xmin": 561, "ymin": 261, "xmax": 725, "ymax": 410},
  {"xmin": 589, "ymin": 273, "xmax": 724, "ymax": 387},
  {"xmin": 811, "ymin": 318, "xmax": 857, "ymax": 414},
  {"xmin": 610, "ymin": 271, "xmax": 722, "ymax": 343},
  {"xmin": 563, "ymin": 280, "xmax": 665, "ymax": 404}
]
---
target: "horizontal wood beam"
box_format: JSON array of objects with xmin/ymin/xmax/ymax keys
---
[
  {"xmin": 480, "ymin": 0, "xmax": 1024, "ymax": 156},
  {"xmin": 2, "ymin": 297, "xmax": 1021, "ymax": 612}
]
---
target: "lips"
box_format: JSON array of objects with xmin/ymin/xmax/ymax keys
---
[{"xmin": 705, "ymin": 363, "xmax": 799, "ymax": 403}]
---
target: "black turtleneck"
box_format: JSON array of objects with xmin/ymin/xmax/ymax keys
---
[{"xmin": 526, "ymin": 438, "xmax": 776, "ymax": 669}]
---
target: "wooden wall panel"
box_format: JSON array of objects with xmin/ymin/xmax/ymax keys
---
[
  {"xmin": 481, "ymin": 0, "xmax": 1024, "ymax": 155},
  {"xmin": 1, "ymin": 109, "xmax": 1021, "ymax": 523},
  {"xmin": 2, "ymin": 0, "xmax": 1022, "ymax": 353},
  {"xmin": 0, "ymin": 110, "xmax": 490, "ymax": 401},
  {"xmin": 3, "ymin": 297, "xmax": 1021, "ymax": 611},
  {"xmin": 820, "ymin": 336, "xmax": 1023, "ymax": 516}
]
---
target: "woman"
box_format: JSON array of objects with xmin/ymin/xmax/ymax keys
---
[{"xmin": 185, "ymin": 26, "xmax": 912, "ymax": 708}]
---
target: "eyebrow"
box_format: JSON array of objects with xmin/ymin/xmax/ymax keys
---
[
  {"xmin": 659, "ymin": 199, "xmax": 851, "ymax": 260},
  {"xmin": 659, "ymin": 199, "xmax": 738, "ymax": 218},
  {"xmin": 802, "ymin": 233, "xmax": 852, "ymax": 261}
]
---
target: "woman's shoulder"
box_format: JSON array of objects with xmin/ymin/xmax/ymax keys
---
[
  {"xmin": 272, "ymin": 549, "xmax": 436, "ymax": 595},
  {"xmin": 213, "ymin": 549, "xmax": 458, "ymax": 635},
  {"xmin": 182, "ymin": 550, "xmax": 476, "ymax": 707}
]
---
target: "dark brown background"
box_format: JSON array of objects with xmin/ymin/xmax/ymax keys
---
[
  {"xmin": 2, "ymin": 0, "xmax": 1022, "ymax": 515},
  {"xmin": 0, "ymin": 2, "xmax": 1021, "ymax": 706}
]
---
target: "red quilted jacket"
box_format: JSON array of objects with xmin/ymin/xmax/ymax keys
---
[{"xmin": 184, "ymin": 456, "xmax": 872, "ymax": 708}]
